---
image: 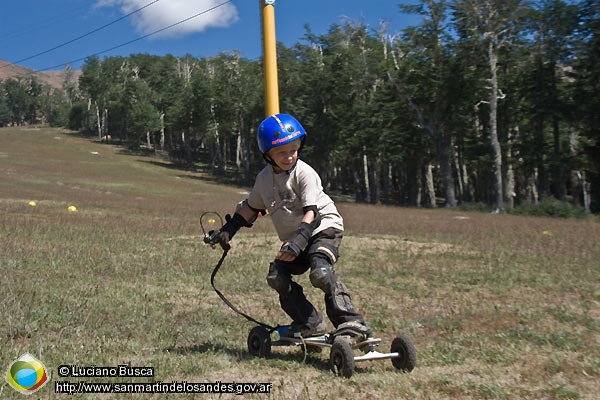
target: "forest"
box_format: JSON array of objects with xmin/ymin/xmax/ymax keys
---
[{"xmin": 1, "ymin": 0, "xmax": 598, "ymax": 213}]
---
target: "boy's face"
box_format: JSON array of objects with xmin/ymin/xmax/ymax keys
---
[{"xmin": 268, "ymin": 140, "xmax": 301, "ymax": 172}]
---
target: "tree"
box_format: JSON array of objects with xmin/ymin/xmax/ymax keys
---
[
  {"xmin": 39, "ymin": 88, "xmax": 70, "ymax": 127},
  {"xmin": 79, "ymin": 56, "xmax": 109, "ymax": 138},
  {"xmin": 391, "ymin": 0, "xmax": 460, "ymax": 207},
  {"xmin": 25, "ymin": 78, "xmax": 43, "ymax": 124},
  {"xmin": 56, "ymin": 3, "xmax": 598, "ymax": 213},
  {"xmin": 130, "ymin": 97, "xmax": 161, "ymax": 150},
  {"xmin": 573, "ymin": 0, "xmax": 600, "ymax": 212},
  {"xmin": 453, "ymin": 0, "xmax": 528, "ymax": 213},
  {"xmin": 2, "ymin": 79, "xmax": 30, "ymax": 126},
  {"xmin": 62, "ymin": 63, "xmax": 79, "ymax": 106},
  {"xmin": 205, "ymin": 52, "xmax": 262, "ymax": 181},
  {"xmin": 0, "ymin": 90, "xmax": 11, "ymax": 126},
  {"xmin": 521, "ymin": 0, "xmax": 579, "ymax": 201}
]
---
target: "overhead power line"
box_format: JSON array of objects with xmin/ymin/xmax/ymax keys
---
[
  {"xmin": 0, "ymin": 0, "xmax": 162, "ymax": 70},
  {"xmin": 36, "ymin": 0, "xmax": 234, "ymax": 72}
]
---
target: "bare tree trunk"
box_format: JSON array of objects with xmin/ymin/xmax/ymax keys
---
[
  {"xmin": 454, "ymin": 147, "xmax": 464, "ymax": 202},
  {"xmin": 363, "ymin": 151, "xmax": 370, "ymax": 203},
  {"xmin": 533, "ymin": 117, "xmax": 547, "ymax": 201},
  {"xmin": 94, "ymin": 100, "xmax": 102, "ymax": 139},
  {"xmin": 416, "ymin": 169, "xmax": 422, "ymax": 207},
  {"xmin": 369, "ymin": 154, "xmax": 380, "ymax": 204},
  {"xmin": 527, "ymin": 168, "xmax": 539, "ymax": 204},
  {"xmin": 382, "ymin": 162, "xmax": 391, "ymax": 205},
  {"xmin": 103, "ymin": 108, "xmax": 108, "ymax": 137},
  {"xmin": 87, "ymin": 98, "xmax": 92, "ymax": 131},
  {"xmin": 463, "ymin": 164, "xmax": 472, "ymax": 202},
  {"xmin": 488, "ymin": 38, "xmax": 505, "ymax": 213},
  {"xmin": 209, "ymin": 104, "xmax": 223, "ymax": 174},
  {"xmin": 235, "ymin": 126, "xmax": 250, "ymax": 182},
  {"xmin": 437, "ymin": 139, "xmax": 457, "ymax": 207},
  {"xmin": 243, "ymin": 127, "xmax": 252, "ymax": 184},
  {"xmin": 177, "ymin": 56, "xmax": 195, "ymax": 86},
  {"xmin": 426, "ymin": 163, "xmax": 437, "ymax": 208},
  {"xmin": 223, "ymin": 135, "xmax": 228, "ymax": 166},
  {"xmin": 160, "ymin": 113, "xmax": 165, "ymax": 152},
  {"xmin": 578, "ymin": 171, "xmax": 591, "ymax": 213},
  {"xmin": 505, "ymin": 126, "xmax": 516, "ymax": 210},
  {"xmin": 62, "ymin": 63, "xmax": 76, "ymax": 106},
  {"xmin": 236, "ymin": 134, "xmax": 242, "ymax": 170}
]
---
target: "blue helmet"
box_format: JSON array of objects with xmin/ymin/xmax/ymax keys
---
[{"xmin": 257, "ymin": 114, "xmax": 307, "ymax": 154}]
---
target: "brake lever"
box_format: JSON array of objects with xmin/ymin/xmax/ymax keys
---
[{"xmin": 200, "ymin": 212, "xmax": 231, "ymax": 251}]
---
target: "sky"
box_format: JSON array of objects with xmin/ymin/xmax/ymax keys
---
[{"xmin": 0, "ymin": 0, "xmax": 422, "ymax": 72}]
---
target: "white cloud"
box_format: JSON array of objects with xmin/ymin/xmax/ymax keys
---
[{"xmin": 96, "ymin": 0, "xmax": 239, "ymax": 38}]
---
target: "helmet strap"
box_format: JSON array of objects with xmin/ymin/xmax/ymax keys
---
[
  {"xmin": 262, "ymin": 136, "xmax": 306, "ymax": 173},
  {"xmin": 262, "ymin": 153, "xmax": 277, "ymax": 166},
  {"xmin": 298, "ymin": 136, "xmax": 306, "ymax": 153}
]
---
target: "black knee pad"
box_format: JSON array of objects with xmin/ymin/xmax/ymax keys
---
[
  {"xmin": 309, "ymin": 254, "xmax": 336, "ymax": 293},
  {"xmin": 266, "ymin": 262, "xmax": 290, "ymax": 295}
]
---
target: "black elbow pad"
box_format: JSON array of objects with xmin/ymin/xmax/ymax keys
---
[{"xmin": 302, "ymin": 205, "xmax": 321, "ymax": 230}]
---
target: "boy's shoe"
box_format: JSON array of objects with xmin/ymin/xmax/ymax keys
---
[
  {"xmin": 281, "ymin": 319, "xmax": 328, "ymax": 339},
  {"xmin": 332, "ymin": 320, "xmax": 373, "ymax": 344}
]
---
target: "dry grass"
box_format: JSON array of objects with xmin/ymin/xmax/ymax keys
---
[{"xmin": 1, "ymin": 127, "xmax": 599, "ymax": 399}]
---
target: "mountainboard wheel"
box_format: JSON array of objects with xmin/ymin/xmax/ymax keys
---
[
  {"xmin": 247, "ymin": 326, "xmax": 271, "ymax": 357},
  {"xmin": 390, "ymin": 333, "xmax": 416, "ymax": 372},
  {"xmin": 329, "ymin": 337, "xmax": 355, "ymax": 378}
]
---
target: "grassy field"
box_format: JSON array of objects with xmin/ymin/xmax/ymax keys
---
[{"xmin": 1, "ymin": 127, "xmax": 599, "ymax": 399}]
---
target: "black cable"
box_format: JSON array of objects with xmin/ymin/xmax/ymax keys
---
[
  {"xmin": 35, "ymin": 0, "xmax": 234, "ymax": 72},
  {"xmin": 210, "ymin": 247, "xmax": 277, "ymax": 331},
  {"xmin": 0, "ymin": 0, "xmax": 161, "ymax": 70}
]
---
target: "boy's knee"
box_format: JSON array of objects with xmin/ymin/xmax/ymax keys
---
[
  {"xmin": 266, "ymin": 262, "xmax": 290, "ymax": 295},
  {"xmin": 309, "ymin": 254, "xmax": 336, "ymax": 293}
]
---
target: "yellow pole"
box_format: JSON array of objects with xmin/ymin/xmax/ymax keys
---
[{"xmin": 260, "ymin": 0, "xmax": 280, "ymax": 117}]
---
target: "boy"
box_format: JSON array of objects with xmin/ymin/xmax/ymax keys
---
[{"xmin": 216, "ymin": 113, "xmax": 370, "ymax": 341}]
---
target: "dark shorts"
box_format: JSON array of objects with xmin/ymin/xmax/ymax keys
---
[{"xmin": 277, "ymin": 227, "xmax": 342, "ymax": 274}]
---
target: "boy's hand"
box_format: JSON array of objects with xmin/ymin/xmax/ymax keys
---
[
  {"xmin": 219, "ymin": 231, "xmax": 230, "ymax": 243},
  {"xmin": 276, "ymin": 244, "xmax": 297, "ymax": 261},
  {"xmin": 207, "ymin": 230, "xmax": 230, "ymax": 249},
  {"xmin": 276, "ymin": 222, "xmax": 312, "ymax": 261},
  {"xmin": 215, "ymin": 231, "xmax": 230, "ymax": 248}
]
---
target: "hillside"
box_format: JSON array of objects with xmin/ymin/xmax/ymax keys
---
[
  {"xmin": 1, "ymin": 127, "xmax": 599, "ymax": 399},
  {"xmin": 0, "ymin": 59, "xmax": 80, "ymax": 90}
]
